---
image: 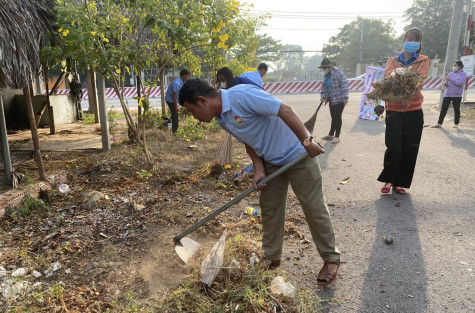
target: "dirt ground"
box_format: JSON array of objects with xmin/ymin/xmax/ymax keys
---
[{"xmin": 2, "ymin": 118, "xmax": 315, "ymax": 312}]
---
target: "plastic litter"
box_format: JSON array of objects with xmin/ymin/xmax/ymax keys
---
[
  {"xmin": 249, "ymin": 253, "xmax": 259, "ymax": 267},
  {"xmin": 270, "ymin": 276, "xmax": 285, "ymax": 294},
  {"xmin": 58, "ymin": 184, "xmax": 69, "ymax": 193},
  {"xmin": 245, "ymin": 207, "xmax": 259, "ymax": 215},
  {"xmin": 229, "ymin": 259, "xmax": 240, "ymax": 276},
  {"xmin": 282, "ymin": 282, "xmax": 296, "ymax": 297},
  {"xmin": 270, "ymin": 276, "xmax": 296, "ymax": 297}
]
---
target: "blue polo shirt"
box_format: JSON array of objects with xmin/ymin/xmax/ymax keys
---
[
  {"xmin": 165, "ymin": 77, "xmax": 184, "ymax": 103},
  {"xmin": 397, "ymin": 52, "xmax": 419, "ymax": 67},
  {"xmin": 216, "ymin": 85, "xmax": 307, "ymax": 165},
  {"xmin": 239, "ymin": 71, "xmax": 263, "ymax": 87}
]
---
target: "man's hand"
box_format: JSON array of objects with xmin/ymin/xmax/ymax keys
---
[
  {"xmin": 321, "ymin": 98, "xmax": 327, "ymax": 105},
  {"xmin": 446, "ymin": 77, "xmax": 452, "ymax": 82},
  {"xmin": 304, "ymin": 142, "xmax": 325, "ymax": 158},
  {"xmin": 343, "ymin": 99, "xmax": 348, "ymax": 105},
  {"xmin": 253, "ymin": 170, "xmax": 267, "ymax": 191}
]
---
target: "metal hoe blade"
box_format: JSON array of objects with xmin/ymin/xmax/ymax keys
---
[{"xmin": 174, "ymin": 237, "xmax": 201, "ymax": 264}]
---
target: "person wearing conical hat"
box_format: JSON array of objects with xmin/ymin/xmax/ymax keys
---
[{"xmin": 319, "ymin": 58, "xmax": 349, "ymax": 145}]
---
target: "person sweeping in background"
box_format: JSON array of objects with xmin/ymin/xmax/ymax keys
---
[
  {"xmin": 319, "ymin": 58, "xmax": 349, "ymax": 145},
  {"xmin": 165, "ymin": 69, "xmax": 190, "ymax": 133}
]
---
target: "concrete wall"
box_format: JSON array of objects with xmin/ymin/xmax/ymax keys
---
[
  {"xmin": 0, "ymin": 87, "xmax": 24, "ymax": 125},
  {"xmin": 11, "ymin": 94, "xmax": 78, "ymax": 128}
]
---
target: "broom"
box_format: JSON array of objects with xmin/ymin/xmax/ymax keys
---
[
  {"xmin": 304, "ymin": 100, "xmax": 325, "ymax": 134},
  {"xmin": 216, "ymin": 132, "xmax": 233, "ymax": 166}
]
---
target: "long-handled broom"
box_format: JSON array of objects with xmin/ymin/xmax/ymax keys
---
[
  {"xmin": 304, "ymin": 100, "xmax": 325, "ymax": 134},
  {"xmin": 216, "ymin": 132, "xmax": 233, "ymax": 165}
]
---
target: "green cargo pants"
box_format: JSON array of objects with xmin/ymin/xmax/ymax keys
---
[{"xmin": 259, "ymin": 155, "xmax": 340, "ymax": 262}]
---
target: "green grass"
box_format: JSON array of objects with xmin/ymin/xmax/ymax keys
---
[
  {"xmin": 82, "ymin": 111, "xmax": 125, "ymax": 124},
  {"xmin": 155, "ymin": 235, "xmax": 331, "ymax": 313},
  {"xmin": 6, "ymin": 193, "xmax": 49, "ymax": 218},
  {"xmin": 175, "ymin": 115, "xmax": 221, "ymax": 141}
]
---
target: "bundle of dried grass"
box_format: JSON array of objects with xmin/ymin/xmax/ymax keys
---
[
  {"xmin": 216, "ymin": 133, "xmax": 233, "ymax": 166},
  {"xmin": 366, "ymin": 66, "xmax": 425, "ymax": 102}
]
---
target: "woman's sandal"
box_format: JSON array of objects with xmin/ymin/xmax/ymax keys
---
[
  {"xmin": 317, "ymin": 260, "xmax": 344, "ymax": 286},
  {"xmin": 391, "ymin": 185, "xmax": 406, "ymax": 194},
  {"xmin": 381, "ymin": 185, "xmax": 391, "ymax": 193}
]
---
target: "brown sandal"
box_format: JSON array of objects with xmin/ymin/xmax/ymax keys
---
[{"xmin": 317, "ymin": 260, "xmax": 343, "ymax": 286}]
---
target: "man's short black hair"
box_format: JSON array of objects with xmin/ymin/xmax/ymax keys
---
[
  {"xmin": 180, "ymin": 69, "xmax": 191, "ymax": 77},
  {"xmin": 178, "ymin": 79, "xmax": 219, "ymax": 106},
  {"xmin": 455, "ymin": 60, "xmax": 464, "ymax": 69},
  {"xmin": 257, "ymin": 63, "xmax": 268, "ymax": 71}
]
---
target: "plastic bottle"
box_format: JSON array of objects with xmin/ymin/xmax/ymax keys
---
[{"xmin": 246, "ymin": 207, "xmax": 259, "ymax": 215}]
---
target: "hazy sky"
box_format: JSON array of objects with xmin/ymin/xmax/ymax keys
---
[{"xmin": 249, "ymin": 0, "xmax": 415, "ymax": 53}]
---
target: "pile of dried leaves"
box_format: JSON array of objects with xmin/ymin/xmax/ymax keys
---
[{"xmin": 366, "ymin": 66, "xmax": 424, "ymax": 102}]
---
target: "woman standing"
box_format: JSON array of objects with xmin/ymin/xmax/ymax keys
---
[
  {"xmin": 432, "ymin": 61, "xmax": 466, "ymax": 128},
  {"xmin": 319, "ymin": 58, "xmax": 349, "ymax": 145},
  {"xmin": 378, "ymin": 28, "xmax": 430, "ymax": 194}
]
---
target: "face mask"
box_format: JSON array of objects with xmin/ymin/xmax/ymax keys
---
[
  {"xmin": 220, "ymin": 82, "xmax": 227, "ymax": 89},
  {"xmin": 403, "ymin": 41, "xmax": 420, "ymax": 54},
  {"xmin": 452, "ymin": 66, "xmax": 458, "ymax": 72}
]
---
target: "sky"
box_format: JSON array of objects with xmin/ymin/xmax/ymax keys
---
[{"xmin": 248, "ymin": 0, "xmax": 416, "ymax": 54}]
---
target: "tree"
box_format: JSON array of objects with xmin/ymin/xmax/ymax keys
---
[
  {"xmin": 201, "ymin": 2, "xmax": 268, "ymax": 79},
  {"xmin": 404, "ymin": 0, "xmax": 461, "ymax": 59},
  {"xmin": 47, "ymin": 0, "xmax": 266, "ymax": 166},
  {"xmin": 267, "ymin": 44, "xmax": 306, "ymax": 80},
  {"xmin": 255, "ymin": 34, "xmax": 282, "ymax": 64},
  {"xmin": 303, "ymin": 54, "xmax": 324, "ymax": 81},
  {"xmin": 322, "ymin": 17, "xmax": 397, "ymax": 76}
]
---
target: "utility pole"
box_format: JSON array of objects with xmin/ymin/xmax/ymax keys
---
[
  {"xmin": 356, "ymin": 24, "xmax": 364, "ymax": 77},
  {"xmin": 439, "ymin": 0, "xmax": 465, "ymax": 109},
  {"xmin": 464, "ymin": 0, "xmax": 473, "ymax": 56},
  {"xmin": 462, "ymin": 0, "xmax": 473, "ymax": 102}
]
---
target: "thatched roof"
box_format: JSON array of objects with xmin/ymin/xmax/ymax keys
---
[{"xmin": 0, "ymin": 0, "xmax": 55, "ymax": 89}]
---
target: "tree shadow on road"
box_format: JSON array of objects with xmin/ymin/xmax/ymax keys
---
[
  {"xmin": 439, "ymin": 127, "xmax": 475, "ymax": 158},
  {"xmin": 348, "ymin": 118, "xmax": 386, "ymax": 136},
  {"xmin": 359, "ymin": 194, "xmax": 427, "ymax": 313}
]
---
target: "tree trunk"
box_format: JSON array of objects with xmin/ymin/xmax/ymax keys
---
[
  {"xmin": 111, "ymin": 80, "xmax": 153, "ymax": 165},
  {"xmin": 137, "ymin": 73, "xmax": 142, "ymax": 122},
  {"xmin": 23, "ymin": 86, "xmax": 46, "ymax": 181},
  {"xmin": 159, "ymin": 66, "xmax": 166, "ymax": 116},
  {"xmin": 86, "ymin": 69, "xmax": 99, "ymax": 123}
]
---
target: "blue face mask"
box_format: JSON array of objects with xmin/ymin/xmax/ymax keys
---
[{"xmin": 403, "ymin": 41, "xmax": 420, "ymax": 54}]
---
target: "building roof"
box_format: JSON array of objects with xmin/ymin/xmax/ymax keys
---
[{"xmin": 0, "ymin": 0, "xmax": 54, "ymax": 88}]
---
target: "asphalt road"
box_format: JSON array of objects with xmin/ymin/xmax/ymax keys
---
[{"xmin": 276, "ymin": 90, "xmax": 475, "ymax": 313}]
